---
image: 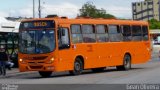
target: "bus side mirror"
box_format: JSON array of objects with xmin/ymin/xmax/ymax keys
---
[{"xmin": 62, "ymin": 29, "xmax": 65, "ymax": 36}]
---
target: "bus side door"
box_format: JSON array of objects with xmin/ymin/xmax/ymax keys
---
[{"xmin": 57, "ymin": 27, "xmax": 73, "ymax": 71}]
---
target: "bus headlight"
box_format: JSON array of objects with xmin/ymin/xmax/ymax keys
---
[
  {"xmin": 51, "ymin": 58, "xmax": 55, "ymax": 61},
  {"xmin": 19, "ymin": 59, "xmax": 23, "ymax": 62},
  {"xmin": 19, "ymin": 59, "xmax": 26, "ymax": 64},
  {"xmin": 47, "ymin": 58, "xmax": 55, "ymax": 64}
]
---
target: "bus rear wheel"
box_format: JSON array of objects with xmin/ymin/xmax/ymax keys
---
[
  {"xmin": 116, "ymin": 54, "xmax": 131, "ymax": 71},
  {"xmin": 69, "ymin": 58, "xmax": 83, "ymax": 75},
  {"xmin": 38, "ymin": 71, "xmax": 52, "ymax": 77}
]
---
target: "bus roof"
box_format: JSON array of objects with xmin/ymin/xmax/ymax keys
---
[{"xmin": 21, "ymin": 17, "xmax": 148, "ymax": 26}]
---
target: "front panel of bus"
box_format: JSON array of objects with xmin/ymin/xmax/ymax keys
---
[{"xmin": 18, "ymin": 20, "xmax": 57, "ymax": 72}]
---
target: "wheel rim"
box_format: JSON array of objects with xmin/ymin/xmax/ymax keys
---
[
  {"xmin": 124, "ymin": 55, "xmax": 131, "ymax": 69},
  {"xmin": 75, "ymin": 62, "xmax": 81, "ymax": 71}
]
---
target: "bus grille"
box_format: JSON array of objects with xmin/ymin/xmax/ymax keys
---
[
  {"xmin": 29, "ymin": 66, "xmax": 43, "ymax": 69},
  {"xmin": 24, "ymin": 56, "xmax": 48, "ymax": 60}
]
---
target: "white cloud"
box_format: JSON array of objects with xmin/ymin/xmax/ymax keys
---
[
  {"xmin": 42, "ymin": 2, "xmax": 79, "ymax": 18},
  {"xmin": 7, "ymin": 1, "xmax": 133, "ymax": 19},
  {"xmin": 106, "ymin": 6, "xmax": 132, "ymax": 19},
  {"xmin": 9, "ymin": 6, "xmax": 33, "ymax": 18},
  {"xmin": 8, "ymin": 2, "xmax": 80, "ymax": 18},
  {"xmin": 96, "ymin": 4, "xmax": 132, "ymax": 19},
  {"xmin": 0, "ymin": 12, "xmax": 8, "ymax": 17},
  {"xmin": 18, "ymin": 8, "xmax": 33, "ymax": 17}
]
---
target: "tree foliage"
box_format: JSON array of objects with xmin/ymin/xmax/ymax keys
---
[
  {"xmin": 148, "ymin": 19, "xmax": 160, "ymax": 29},
  {"xmin": 79, "ymin": 2, "xmax": 116, "ymax": 19}
]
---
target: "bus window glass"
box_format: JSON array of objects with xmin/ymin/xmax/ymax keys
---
[
  {"xmin": 142, "ymin": 26, "xmax": 149, "ymax": 41},
  {"xmin": 19, "ymin": 30, "xmax": 55, "ymax": 54},
  {"xmin": 122, "ymin": 25, "xmax": 131, "ymax": 41},
  {"xmin": 71, "ymin": 25, "xmax": 83, "ymax": 44},
  {"xmin": 132, "ymin": 26, "xmax": 142, "ymax": 41},
  {"xmin": 58, "ymin": 28, "xmax": 70, "ymax": 49},
  {"xmin": 108, "ymin": 25, "xmax": 123, "ymax": 42},
  {"xmin": 96, "ymin": 25, "xmax": 109, "ymax": 42},
  {"xmin": 82, "ymin": 25, "xmax": 96, "ymax": 43}
]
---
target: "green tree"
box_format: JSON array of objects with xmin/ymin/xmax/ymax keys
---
[
  {"xmin": 79, "ymin": 2, "xmax": 116, "ymax": 19},
  {"xmin": 148, "ymin": 19, "xmax": 160, "ymax": 29}
]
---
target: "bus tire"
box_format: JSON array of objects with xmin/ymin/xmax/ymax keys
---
[
  {"xmin": 116, "ymin": 54, "xmax": 131, "ymax": 71},
  {"xmin": 38, "ymin": 71, "xmax": 52, "ymax": 77},
  {"xmin": 69, "ymin": 58, "xmax": 83, "ymax": 75},
  {"xmin": 92, "ymin": 67, "xmax": 105, "ymax": 72}
]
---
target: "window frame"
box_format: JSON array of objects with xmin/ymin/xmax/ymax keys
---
[
  {"xmin": 96, "ymin": 24, "xmax": 109, "ymax": 42},
  {"xmin": 142, "ymin": 25, "xmax": 149, "ymax": 41},
  {"xmin": 131, "ymin": 25, "xmax": 143, "ymax": 41},
  {"xmin": 58, "ymin": 27, "xmax": 71, "ymax": 50},
  {"xmin": 70, "ymin": 24, "xmax": 83, "ymax": 44},
  {"xmin": 71, "ymin": 24, "xmax": 82, "ymax": 34},
  {"xmin": 121, "ymin": 25, "xmax": 132, "ymax": 42},
  {"xmin": 82, "ymin": 24, "xmax": 96, "ymax": 43},
  {"xmin": 108, "ymin": 24, "xmax": 123, "ymax": 42}
]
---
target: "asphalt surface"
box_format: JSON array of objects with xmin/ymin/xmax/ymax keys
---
[
  {"xmin": 0, "ymin": 58, "xmax": 160, "ymax": 84},
  {"xmin": 0, "ymin": 46, "xmax": 160, "ymax": 90}
]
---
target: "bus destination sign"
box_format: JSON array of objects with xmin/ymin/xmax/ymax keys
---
[{"xmin": 20, "ymin": 20, "xmax": 55, "ymax": 29}]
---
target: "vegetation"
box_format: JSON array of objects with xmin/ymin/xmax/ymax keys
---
[
  {"xmin": 148, "ymin": 19, "xmax": 160, "ymax": 29},
  {"xmin": 79, "ymin": 2, "xmax": 116, "ymax": 19}
]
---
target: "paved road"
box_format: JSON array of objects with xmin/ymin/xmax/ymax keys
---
[
  {"xmin": 0, "ymin": 58, "xmax": 160, "ymax": 84},
  {"xmin": 0, "ymin": 46, "xmax": 159, "ymax": 90}
]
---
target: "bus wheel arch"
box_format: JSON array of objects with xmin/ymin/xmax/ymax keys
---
[
  {"xmin": 117, "ymin": 53, "xmax": 131, "ymax": 71},
  {"xmin": 125, "ymin": 52, "xmax": 132, "ymax": 61},
  {"xmin": 69, "ymin": 55, "xmax": 84, "ymax": 75}
]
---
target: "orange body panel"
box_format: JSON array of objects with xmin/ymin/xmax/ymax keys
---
[{"xmin": 18, "ymin": 17, "xmax": 151, "ymax": 72}]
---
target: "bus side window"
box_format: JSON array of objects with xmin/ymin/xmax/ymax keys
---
[
  {"xmin": 142, "ymin": 26, "xmax": 149, "ymax": 41},
  {"xmin": 58, "ymin": 28, "xmax": 70, "ymax": 49},
  {"xmin": 108, "ymin": 25, "xmax": 123, "ymax": 42},
  {"xmin": 121, "ymin": 25, "xmax": 132, "ymax": 41},
  {"xmin": 71, "ymin": 24, "xmax": 83, "ymax": 44},
  {"xmin": 132, "ymin": 25, "xmax": 142, "ymax": 41},
  {"xmin": 82, "ymin": 25, "xmax": 96, "ymax": 43},
  {"xmin": 96, "ymin": 25, "xmax": 109, "ymax": 42}
]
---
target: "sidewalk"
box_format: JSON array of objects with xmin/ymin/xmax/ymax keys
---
[
  {"xmin": 6, "ymin": 68, "xmax": 20, "ymax": 75},
  {"xmin": 0, "ymin": 68, "xmax": 21, "ymax": 77},
  {"xmin": 0, "ymin": 68, "xmax": 36, "ymax": 78},
  {"xmin": 6, "ymin": 68, "xmax": 36, "ymax": 75}
]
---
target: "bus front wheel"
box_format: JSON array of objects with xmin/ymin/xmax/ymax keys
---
[
  {"xmin": 38, "ymin": 71, "xmax": 52, "ymax": 77},
  {"xmin": 116, "ymin": 54, "xmax": 131, "ymax": 71},
  {"xmin": 69, "ymin": 58, "xmax": 83, "ymax": 75}
]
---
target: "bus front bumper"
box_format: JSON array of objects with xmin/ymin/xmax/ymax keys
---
[{"xmin": 19, "ymin": 64, "xmax": 55, "ymax": 72}]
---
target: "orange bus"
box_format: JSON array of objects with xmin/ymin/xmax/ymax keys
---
[{"xmin": 18, "ymin": 16, "xmax": 151, "ymax": 77}]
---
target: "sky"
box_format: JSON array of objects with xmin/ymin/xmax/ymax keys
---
[{"xmin": 0, "ymin": 0, "xmax": 144, "ymax": 19}]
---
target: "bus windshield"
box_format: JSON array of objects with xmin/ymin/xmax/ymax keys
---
[{"xmin": 19, "ymin": 30, "xmax": 55, "ymax": 54}]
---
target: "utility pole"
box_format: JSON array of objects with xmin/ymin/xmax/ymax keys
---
[
  {"xmin": 38, "ymin": 0, "xmax": 41, "ymax": 18},
  {"xmin": 33, "ymin": 0, "xmax": 35, "ymax": 18}
]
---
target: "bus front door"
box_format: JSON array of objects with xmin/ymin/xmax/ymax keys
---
[{"xmin": 57, "ymin": 27, "xmax": 73, "ymax": 71}]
